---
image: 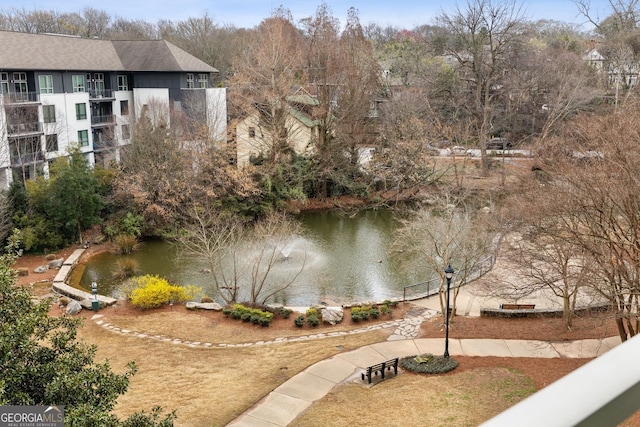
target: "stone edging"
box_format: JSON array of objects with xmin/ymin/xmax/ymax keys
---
[
  {"xmin": 90, "ymin": 308, "xmax": 438, "ymax": 348},
  {"xmin": 50, "ymin": 248, "xmax": 117, "ymax": 308}
]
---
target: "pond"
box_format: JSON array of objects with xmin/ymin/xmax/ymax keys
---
[{"xmin": 71, "ymin": 210, "xmax": 433, "ymax": 305}]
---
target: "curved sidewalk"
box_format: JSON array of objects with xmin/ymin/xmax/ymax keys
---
[{"xmin": 227, "ymin": 336, "xmax": 620, "ymax": 427}]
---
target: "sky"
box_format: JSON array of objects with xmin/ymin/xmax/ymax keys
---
[{"xmin": 7, "ymin": 0, "xmax": 616, "ymax": 31}]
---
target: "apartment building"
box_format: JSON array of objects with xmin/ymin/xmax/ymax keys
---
[{"xmin": 0, "ymin": 30, "xmax": 226, "ymax": 189}]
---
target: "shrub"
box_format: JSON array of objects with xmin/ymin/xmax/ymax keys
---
[
  {"xmin": 223, "ymin": 303, "xmax": 273, "ymax": 327},
  {"xmin": 280, "ymin": 308, "xmax": 293, "ymax": 319},
  {"xmin": 383, "ymin": 299, "xmax": 399, "ymax": 308},
  {"xmin": 370, "ymin": 307, "xmax": 380, "ymax": 319},
  {"xmin": 129, "ymin": 275, "xmax": 200, "ymax": 309},
  {"xmin": 400, "ymin": 353, "xmax": 458, "ymax": 374},
  {"xmin": 306, "ymin": 307, "xmax": 318, "ymax": 317},
  {"xmin": 111, "ymin": 234, "xmax": 143, "ymax": 255},
  {"xmin": 200, "ymin": 296, "xmax": 214, "ymax": 303},
  {"xmin": 306, "ymin": 313, "xmax": 319, "ymax": 327},
  {"xmin": 294, "ymin": 315, "xmax": 305, "ymax": 327},
  {"xmin": 111, "ymin": 257, "xmax": 140, "ymax": 280}
]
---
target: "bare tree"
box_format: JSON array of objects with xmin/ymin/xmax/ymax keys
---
[
  {"xmin": 530, "ymin": 99, "xmax": 640, "ymax": 340},
  {"xmin": 229, "ymin": 8, "xmax": 306, "ymax": 165},
  {"xmin": 436, "ymin": 0, "xmax": 528, "ymax": 173},
  {"xmin": 300, "ymin": 4, "xmax": 383, "ymax": 198},
  {"xmin": 393, "ymin": 200, "xmax": 495, "ymax": 322},
  {"xmin": 503, "ymin": 227, "xmax": 598, "ymax": 328},
  {"xmin": 176, "ymin": 210, "xmax": 306, "ymax": 305}
]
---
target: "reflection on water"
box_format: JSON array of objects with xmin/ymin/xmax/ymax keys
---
[{"xmin": 74, "ymin": 210, "xmax": 433, "ymax": 305}]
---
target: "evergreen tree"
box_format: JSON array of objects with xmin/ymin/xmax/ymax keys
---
[{"xmin": 0, "ymin": 233, "xmax": 176, "ymax": 425}]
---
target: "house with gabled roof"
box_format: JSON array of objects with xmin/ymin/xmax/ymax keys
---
[
  {"xmin": 235, "ymin": 92, "xmax": 320, "ymax": 167},
  {"xmin": 0, "ymin": 30, "xmax": 226, "ymax": 188}
]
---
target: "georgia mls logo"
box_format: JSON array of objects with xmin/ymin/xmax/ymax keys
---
[{"xmin": 0, "ymin": 405, "xmax": 64, "ymax": 427}]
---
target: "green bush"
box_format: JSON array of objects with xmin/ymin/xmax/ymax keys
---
[
  {"xmin": 306, "ymin": 313, "xmax": 319, "ymax": 327},
  {"xmin": 294, "ymin": 315, "xmax": 305, "ymax": 327},
  {"xmin": 400, "ymin": 353, "xmax": 458, "ymax": 374},
  {"xmin": 351, "ymin": 303, "xmax": 393, "ymax": 322},
  {"xmin": 129, "ymin": 275, "xmax": 200, "ymax": 309},
  {"xmin": 223, "ymin": 303, "xmax": 273, "ymax": 327}
]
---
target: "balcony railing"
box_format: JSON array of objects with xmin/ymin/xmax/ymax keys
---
[
  {"xmin": 10, "ymin": 151, "xmax": 44, "ymax": 166},
  {"xmin": 93, "ymin": 138, "xmax": 116, "ymax": 151},
  {"xmin": 2, "ymin": 92, "xmax": 40, "ymax": 103},
  {"xmin": 91, "ymin": 114, "xmax": 115, "ymax": 126},
  {"xmin": 7, "ymin": 122, "xmax": 43, "ymax": 135},
  {"xmin": 480, "ymin": 333, "xmax": 640, "ymax": 427},
  {"xmin": 89, "ymin": 89, "xmax": 114, "ymax": 99}
]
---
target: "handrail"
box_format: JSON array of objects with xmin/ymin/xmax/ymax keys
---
[
  {"xmin": 480, "ymin": 333, "xmax": 640, "ymax": 427},
  {"xmin": 402, "ymin": 253, "xmax": 496, "ymax": 302}
]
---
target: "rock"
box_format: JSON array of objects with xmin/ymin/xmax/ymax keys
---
[
  {"xmin": 16, "ymin": 267, "xmax": 29, "ymax": 276},
  {"xmin": 48, "ymin": 258, "xmax": 64, "ymax": 269},
  {"xmin": 321, "ymin": 307, "xmax": 344, "ymax": 325},
  {"xmin": 186, "ymin": 301, "xmax": 223, "ymax": 311},
  {"xmin": 34, "ymin": 264, "xmax": 49, "ymax": 274},
  {"xmin": 66, "ymin": 299, "xmax": 82, "ymax": 315}
]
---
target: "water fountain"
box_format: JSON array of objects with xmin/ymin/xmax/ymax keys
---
[{"xmin": 73, "ymin": 210, "xmax": 433, "ymax": 305}]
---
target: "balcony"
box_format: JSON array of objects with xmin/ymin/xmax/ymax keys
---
[
  {"xmin": 91, "ymin": 114, "xmax": 115, "ymax": 127},
  {"xmin": 1, "ymin": 92, "xmax": 40, "ymax": 104},
  {"xmin": 480, "ymin": 333, "xmax": 640, "ymax": 427},
  {"xmin": 10, "ymin": 150, "xmax": 44, "ymax": 166},
  {"xmin": 93, "ymin": 138, "xmax": 116, "ymax": 151},
  {"xmin": 7, "ymin": 122, "xmax": 43, "ymax": 136},
  {"xmin": 89, "ymin": 89, "xmax": 115, "ymax": 100}
]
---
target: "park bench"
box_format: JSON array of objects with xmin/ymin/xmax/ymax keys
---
[
  {"xmin": 500, "ymin": 303, "xmax": 536, "ymax": 310},
  {"xmin": 361, "ymin": 357, "xmax": 399, "ymax": 384}
]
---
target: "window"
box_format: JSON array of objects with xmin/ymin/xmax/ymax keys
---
[
  {"xmin": 0, "ymin": 72, "xmax": 7, "ymax": 95},
  {"xmin": 186, "ymin": 73, "xmax": 194, "ymax": 89},
  {"xmin": 46, "ymin": 134, "xmax": 58, "ymax": 152},
  {"xmin": 248, "ymin": 127, "xmax": 256, "ymax": 138},
  {"xmin": 77, "ymin": 130, "xmax": 89, "ymax": 147},
  {"xmin": 121, "ymin": 124, "xmax": 130, "ymax": 140},
  {"xmin": 39, "ymin": 75, "xmax": 53, "ymax": 94},
  {"xmin": 93, "ymin": 73, "xmax": 105, "ymax": 95},
  {"xmin": 72, "ymin": 75, "xmax": 85, "ymax": 92},
  {"xmin": 118, "ymin": 75, "xmax": 128, "ymax": 91},
  {"xmin": 75, "ymin": 103, "xmax": 87, "ymax": 120},
  {"xmin": 13, "ymin": 72, "xmax": 27, "ymax": 100},
  {"xmin": 198, "ymin": 74, "xmax": 208, "ymax": 88},
  {"xmin": 120, "ymin": 100, "xmax": 129, "ymax": 115},
  {"xmin": 43, "ymin": 105, "xmax": 56, "ymax": 123}
]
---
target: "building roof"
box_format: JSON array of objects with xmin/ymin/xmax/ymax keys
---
[{"xmin": 0, "ymin": 30, "xmax": 217, "ymax": 73}]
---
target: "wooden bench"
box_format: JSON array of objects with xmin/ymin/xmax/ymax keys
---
[
  {"xmin": 500, "ymin": 303, "xmax": 536, "ymax": 310},
  {"xmin": 361, "ymin": 358, "xmax": 399, "ymax": 384}
]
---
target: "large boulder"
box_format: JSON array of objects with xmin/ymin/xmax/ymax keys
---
[
  {"xmin": 34, "ymin": 264, "xmax": 49, "ymax": 274},
  {"xmin": 65, "ymin": 299, "xmax": 82, "ymax": 315},
  {"xmin": 48, "ymin": 258, "xmax": 64, "ymax": 269},
  {"xmin": 321, "ymin": 307, "xmax": 344, "ymax": 325}
]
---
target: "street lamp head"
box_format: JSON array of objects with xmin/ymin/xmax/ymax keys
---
[{"xmin": 445, "ymin": 264, "xmax": 454, "ymax": 279}]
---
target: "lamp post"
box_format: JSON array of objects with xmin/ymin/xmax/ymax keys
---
[
  {"xmin": 91, "ymin": 281, "xmax": 99, "ymax": 311},
  {"xmin": 444, "ymin": 264, "xmax": 454, "ymax": 358}
]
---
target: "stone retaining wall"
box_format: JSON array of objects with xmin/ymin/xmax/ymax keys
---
[
  {"xmin": 480, "ymin": 303, "xmax": 611, "ymax": 319},
  {"xmin": 51, "ymin": 248, "xmax": 117, "ymax": 308}
]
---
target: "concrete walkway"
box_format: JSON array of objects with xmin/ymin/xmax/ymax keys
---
[
  {"xmin": 227, "ymin": 335, "xmax": 620, "ymax": 427},
  {"xmin": 226, "ymin": 279, "xmax": 620, "ymax": 426}
]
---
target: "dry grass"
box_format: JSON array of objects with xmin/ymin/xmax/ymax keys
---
[
  {"xmin": 102, "ymin": 309, "xmax": 398, "ymax": 344},
  {"xmin": 290, "ymin": 367, "xmax": 536, "ymax": 427},
  {"xmin": 76, "ymin": 316, "xmax": 390, "ymax": 427}
]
